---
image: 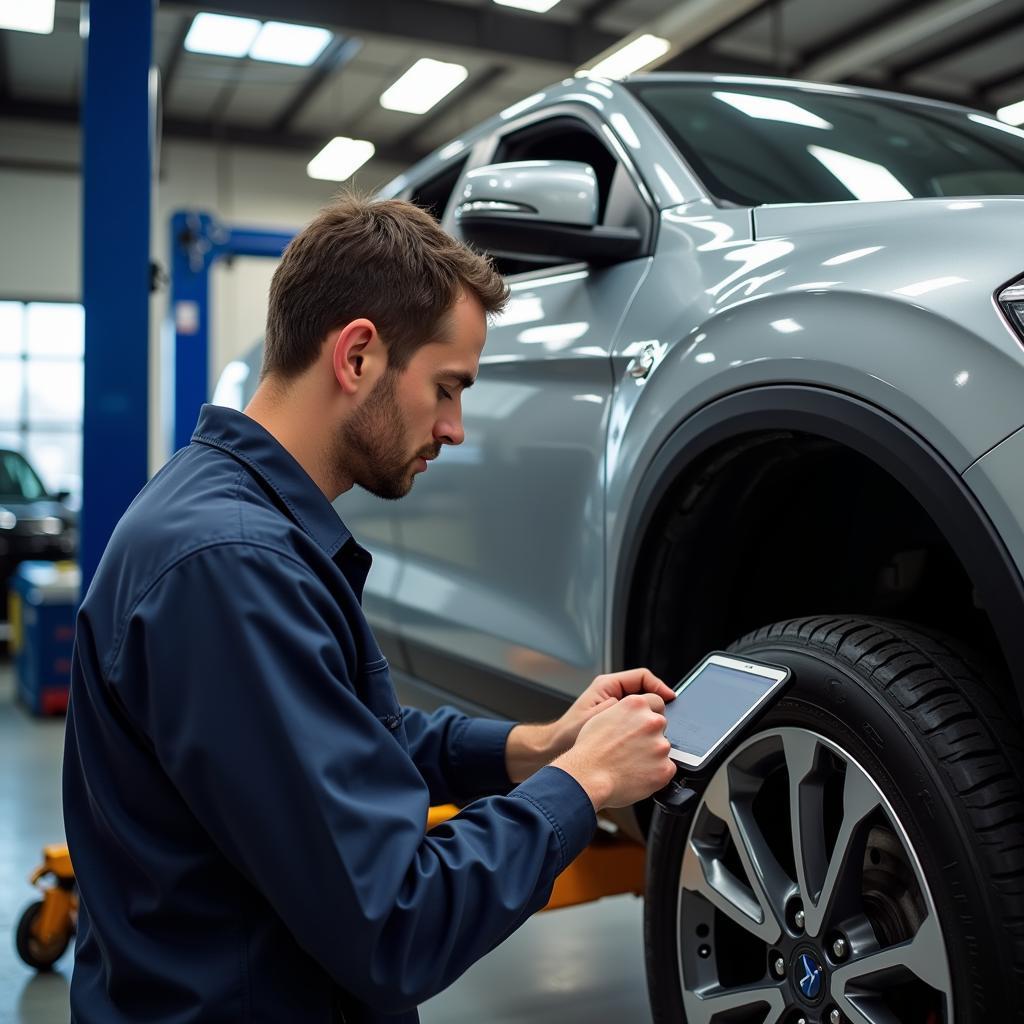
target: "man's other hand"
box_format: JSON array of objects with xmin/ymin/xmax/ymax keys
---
[
  {"xmin": 504, "ymin": 668, "xmax": 675, "ymax": 783},
  {"xmin": 552, "ymin": 693, "xmax": 677, "ymax": 810}
]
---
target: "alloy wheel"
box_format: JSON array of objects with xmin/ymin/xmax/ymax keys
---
[{"xmin": 677, "ymin": 727, "xmax": 951, "ymax": 1024}]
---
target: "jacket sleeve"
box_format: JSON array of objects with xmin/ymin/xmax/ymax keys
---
[
  {"xmin": 114, "ymin": 542, "xmax": 596, "ymax": 1014},
  {"xmin": 401, "ymin": 705, "xmax": 516, "ymax": 805}
]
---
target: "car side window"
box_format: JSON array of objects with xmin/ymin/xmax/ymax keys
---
[
  {"xmin": 407, "ymin": 156, "xmax": 469, "ymax": 221},
  {"xmin": 487, "ymin": 115, "xmax": 649, "ymax": 277}
]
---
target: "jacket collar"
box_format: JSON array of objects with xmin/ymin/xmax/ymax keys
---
[{"xmin": 191, "ymin": 403, "xmax": 351, "ymax": 559}]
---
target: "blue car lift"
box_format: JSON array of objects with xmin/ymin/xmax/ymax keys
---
[{"xmin": 168, "ymin": 213, "xmax": 295, "ymax": 453}]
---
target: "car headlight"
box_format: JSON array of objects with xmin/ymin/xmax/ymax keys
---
[
  {"xmin": 0, "ymin": 508, "xmax": 15, "ymax": 531},
  {"xmin": 998, "ymin": 281, "xmax": 1024, "ymax": 340},
  {"xmin": 38, "ymin": 516, "xmax": 64, "ymax": 536}
]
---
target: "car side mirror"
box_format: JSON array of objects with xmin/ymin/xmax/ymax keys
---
[
  {"xmin": 455, "ymin": 160, "xmax": 643, "ymax": 267},
  {"xmin": 54, "ymin": 490, "xmax": 71, "ymax": 504}
]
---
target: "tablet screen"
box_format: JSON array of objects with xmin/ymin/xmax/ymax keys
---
[{"xmin": 664, "ymin": 661, "xmax": 778, "ymax": 760}]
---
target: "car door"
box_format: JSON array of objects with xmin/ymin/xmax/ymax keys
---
[{"xmin": 389, "ymin": 108, "xmax": 656, "ymax": 716}]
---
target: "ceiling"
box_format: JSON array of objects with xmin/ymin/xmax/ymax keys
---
[{"xmin": 3, "ymin": 0, "xmax": 1024, "ymax": 175}]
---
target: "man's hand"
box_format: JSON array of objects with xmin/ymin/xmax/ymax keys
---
[
  {"xmin": 505, "ymin": 668, "xmax": 675, "ymax": 783},
  {"xmin": 552, "ymin": 693, "xmax": 677, "ymax": 810}
]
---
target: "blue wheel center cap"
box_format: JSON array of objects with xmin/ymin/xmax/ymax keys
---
[{"xmin": 795, "ymin": 952, "xmax": 824, "ymax": 1000}]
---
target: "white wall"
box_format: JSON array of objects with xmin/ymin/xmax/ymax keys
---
[{"xmin": 0, "ymin": 117, "xmax": 407, "ymax": 474}]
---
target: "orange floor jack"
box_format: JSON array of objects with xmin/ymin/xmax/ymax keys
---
[
  {"xmin": 15, "ymin": 843, "xmax": 78, "ymax": 971},
  {"xmin": 17, "ymin": 807, "xmax": 644, "ymax": 971}
]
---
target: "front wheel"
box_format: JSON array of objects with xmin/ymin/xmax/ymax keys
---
[
  {"xmin": 644, "ymin": 617, "xmax": 1024, "ymax": 1023},
  {"xmin": 15, "ymin": 900, "xmax": 70, "ymax": 971}
]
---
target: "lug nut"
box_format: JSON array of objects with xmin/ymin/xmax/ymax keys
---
[
  {"xmin": 773, "ymin": 956, "xmax": 786, "ymax": 978},
  {"xmin": 830, "ymin": 1010, "xmax": 842, "ymax": 1024},
  {"xmin": 698, "ymin": 944, "xmax": 711, "ymax": 959},
  {"xmin": 794, "ymin": 908, "xmax": 806, "ymax": 931},
  {"xmin": 832, "ymin": 937, "xmax": 848, "ymax": 960}
]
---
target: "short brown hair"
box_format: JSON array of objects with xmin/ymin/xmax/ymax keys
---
[{"xmin": 262, "ymin": 193, "xmax": 509, "ymax": 378}]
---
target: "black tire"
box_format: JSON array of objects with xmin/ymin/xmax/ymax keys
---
[
  {"xmin": 644, "ymin": 616, "xmax": 1024, "ymax": 1023},
  {"xmin": 15, "ymin": 899, "xmax": 69, "ymax": 971}
]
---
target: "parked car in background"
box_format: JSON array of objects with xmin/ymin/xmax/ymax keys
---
[
  {"xmin": 218, "ymin": 72, "xmax": 1024, "ymax": 1023},
  {"xmin": 0, "ymin": 449, "xmax": 77, "ymax": 642}
]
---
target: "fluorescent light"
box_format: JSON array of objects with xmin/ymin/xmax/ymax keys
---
[
  {"xmin": 997, "ymin": 99, "xmax": 1024, "ymax": 126},
  {"xmin": 807, "ymin": 145, "xmax": 912, "ymax": 201},
  {"xmin": 380, "ymin": 58, "xmax": 468, "ymax": 115},
  {"xmin": 185, "ymin": 12, "xmax": 261, "ymax": 58},
  {"xmin": 493, "ymin": 0, "xmax": 561, "ymax": 10},
  {"xmin": 307, "ymin": 137, "xmax": 375, "ymax": 181},
  {"xmin": 0, "ymin": 0, "xmax": 54, "ymax": 33},
  {"xmin": 714, "ymin": 92, "xmax": 832, "ymax": 130},
  {"xmin": 583, "ymin": 34, "xmax": 670, "ymax": 79},
  {"xmin": 248, "ymin": 21, "xmax": 332, "ymax": 65}
]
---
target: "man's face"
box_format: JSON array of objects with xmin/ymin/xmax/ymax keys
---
[{"xmin": 341, "ymin": 291, "xmax": 486, "ymax": 500}]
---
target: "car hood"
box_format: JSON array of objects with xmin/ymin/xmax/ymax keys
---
[
  {"xmin": 0, "ymin": 498, "xmax": 76, "ymax": 523},
  {"xmin": 747, "ymin": 196, "xmax": 1024, "ymax": 341},
  {"xmin": 753, "ymin": 196, "xmax": 1024, "ymax": 270}
]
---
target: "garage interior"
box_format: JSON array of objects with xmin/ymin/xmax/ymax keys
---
[{"xmin": 3, "ymin": 0, "xmax": 1024, "ymax": 1021}]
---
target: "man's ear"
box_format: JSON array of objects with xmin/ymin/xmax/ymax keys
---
[{"xmin": 331, "ymin": 319, "xmax": 379, "ymax": 396}]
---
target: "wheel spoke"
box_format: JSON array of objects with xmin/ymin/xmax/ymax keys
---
[
  {"xmin": 689, "ymin": 769, "xmax": 790, "ymax": 944},
  {"xmin": 807, "ymin": 763, "xmax": 881, "ymax": 934},
  {"xmin": 832, "ymin": 911, "xmax": 952, "ymax": 1015},
  {"xmin": 783, "ymin": 730, "xmax": 828, "ymax": 934},
  {"xmin": 682, "ymin": 982, "xmax": 787, "ymax": 1024}
]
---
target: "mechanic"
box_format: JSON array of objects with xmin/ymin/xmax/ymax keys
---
[{"xmin": 63, "ymin": 194, "xmax": 677, "ymax": 1023}]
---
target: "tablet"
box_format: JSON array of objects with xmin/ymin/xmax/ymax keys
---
[{"xmin": 663, "ymin": 652, "xmax": 791, "ymax": 773}]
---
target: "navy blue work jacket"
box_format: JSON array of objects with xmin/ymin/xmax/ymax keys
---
[{"xmin": 63, "ymin": 403, "xmax": 596, "ymax": 1023}]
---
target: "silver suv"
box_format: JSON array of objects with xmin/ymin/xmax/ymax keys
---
[{"xmin": 234, "ymin": 74, "xmax": 1024, "ymax": 1023}]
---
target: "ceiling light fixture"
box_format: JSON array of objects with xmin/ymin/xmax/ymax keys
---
[
  {"xmin": 380, "ymin": 58, "xmax": 469, "ymax": 115},
  {"xmin": 184, "ymin": 12, "xmax": 261, "ymax": 58},
  {"xmin": 0, "ymin": 0, "xmax": 55, "ymax": 33},
  {"xmin": 492, "ymin": 0, "xmax": 562, "ymax": 12},
  {"xmin": 997, "ymin": 99, "xmax": 1024, "ymax": 126},
  {"xmin": 307, "ymin": 137, "xmax": 376, "ymax": 181},
  {"xmin": 248, "ymin": 21, "xmax": 332, "ymax": 65},
  {"xmin": 582, "ymin": 34, "xmax": 670, "ymax": 80}
]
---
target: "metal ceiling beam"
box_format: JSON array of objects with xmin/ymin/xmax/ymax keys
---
[
  {"xmin": 271, "ymin": 35, "xmax": 363, "ymax": 135},
  {"xmin": 0, "ymin": 95, "xmax": 426, "ymax": 167},
  {"xmin": 799, "ymin": 0, "xmax": 1008, "ymax": 81},
  {"xmin": 889, "ymin": 7, "xmax": 1024, "ymax": 78},
  {"xmin": 160, "ymin": 0, "xmax": 616, "ymax": 68},
  {"xmin": 578, "ymin": 0, "xmax": 770, "ymax": 74},
  {"xmin": 656, "ymin": 46, "xmax": 779, "ymax": 76},
  {"xmin": 977, "ymin": 66, "xmax": 1024, "ymax": 100}
]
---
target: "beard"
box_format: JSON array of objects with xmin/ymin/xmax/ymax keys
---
[{"xmin": 339, "ymin": 367, "xmax": 432, "ymax": 500}]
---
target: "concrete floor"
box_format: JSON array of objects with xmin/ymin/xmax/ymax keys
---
[{"xmin": 0, "ymin": 658, "xmax": 653, "ymax": 1023}]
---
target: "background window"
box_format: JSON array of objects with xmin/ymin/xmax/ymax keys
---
[{"xmin": 0, "ymin": 299, "xmax": 83, "ymax": 508}]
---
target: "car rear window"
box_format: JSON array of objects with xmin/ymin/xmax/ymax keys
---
[{"xmin": 627, "ymin": 80, "xmax": 1024, "ymax": 206}]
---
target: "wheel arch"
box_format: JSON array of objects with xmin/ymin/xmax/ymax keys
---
[{"xmin": 609, "ymin": 384, "xmax": 1024, "ymax": 712}]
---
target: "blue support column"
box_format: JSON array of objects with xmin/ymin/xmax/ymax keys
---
[
  {"xmin": 81, "ymin": 0, "xmax": 155, "ymax": 590},
  {"xmin": 168, "ymin": 213, "xmax": 294, "ymax": 452}
]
